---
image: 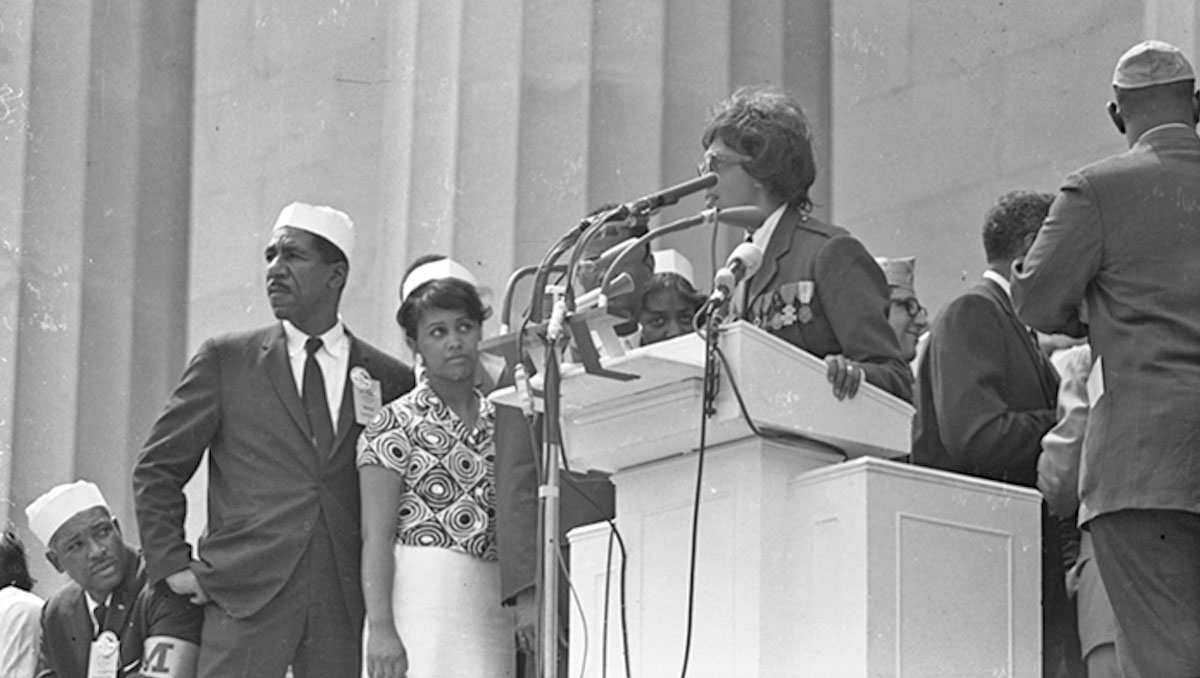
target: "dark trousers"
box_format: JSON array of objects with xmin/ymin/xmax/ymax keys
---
[
  {"xmin": 1089, "ymin": 509, "xmax": 1200, "ymax": 678},
  {"xmin": 197, "ymin": 516, "xmax": 361, "ymax": 678},
  {"xmin": 1043, "ymin": 507, "xmax": 1085, "ymax": 678}
]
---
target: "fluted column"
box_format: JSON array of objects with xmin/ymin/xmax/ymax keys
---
[
  {"xmin": 0, "ymin": 2, "xmax": 35, "ymax": 531},
  {"xmin": 372, "ymin": 0, "xmax": 832, "ymax": 320},
  {"xmin": 1144, "ymin": 0, "xmax": 1200, "ymax": 58},
  {"xmin": 3, "ymin": 0, "xmax": 193, "ymax": 594}
]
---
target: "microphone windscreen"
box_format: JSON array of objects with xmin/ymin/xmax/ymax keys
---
[{"xmin": 728, "ymin": 241, "xmax": 765, "ymax": 277}]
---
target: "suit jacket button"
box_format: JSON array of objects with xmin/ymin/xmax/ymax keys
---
[{"xmin": 302, "ymin": 520, "xmax": 313, "ymax": 531}]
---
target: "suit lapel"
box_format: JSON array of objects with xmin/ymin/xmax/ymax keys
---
[
  {"xmin": 261, "ymin": 325, "xmax": 315, "ymax": 446},
  {"xmin": 981, "ymin": 279, "xmax": 1058, "ymax": 406},
  {"xmin": 330, "ymin": 334, "xmax": 364, "ymax": 456},
  {"xmin": 746, "ymin": 205, "xmax": 800, "ymax": 304},
  {"xmin": 69, "ymin": 591, "xmax": 92, "ymax": 668}
]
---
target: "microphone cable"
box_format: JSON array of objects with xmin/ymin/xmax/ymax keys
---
[
  {"xmin": 556, "ymin": 542, "xmax": 588, "ymax": 678},
  {"xmin": 559, "ymin": 470, "xmax": 632, "ymax": 678},
  {"xmin": 675, "ymin": 318, "xmax": 847, "ymax": 678},
  {"xmin": 523, "ymin": 390, "xmax": 634, "ymax": 678},
  {"xmin": 676, "ymin": 309, "xmax": 721, "ymax": 678}
]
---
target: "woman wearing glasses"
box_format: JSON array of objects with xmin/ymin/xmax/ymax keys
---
[{"xmin": 699, "ymin": 85, "xmax": 913, "ymax": 402}]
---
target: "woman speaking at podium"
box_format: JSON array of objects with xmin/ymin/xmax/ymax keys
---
[{"xmin": 699, "ymin": 85, "xmax": 912, "ymax": 403}]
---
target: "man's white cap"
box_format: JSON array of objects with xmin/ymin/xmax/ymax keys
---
[
  {"xmin": 25, "ymin": 481, "xmax": 110, "ymax": 547},
  {"xmin": 1113, "ymin": 40, "xmax": 1196, "ymax": 89},
  {"xmin": 401, "ymin": 257, "xmax": 479, "ymax": 302},
  {"xmin": 272, "ymin": 202, "xmax": 355, "ymax": 263},
  {"xmin": 652, "ymin": 249, "xmax": 695, "ymax": 286}
]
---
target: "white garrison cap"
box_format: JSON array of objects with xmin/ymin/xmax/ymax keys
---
[
  {"xmin": 1113, "ymin": 40, "xmax": 1196, "ymax": 89},
  {"xmin": 401, "ymin": 257, "xmax": 478, "ymax": 302},
  {"xmin": 272, "ymin": 202, "xmax": 355, "ymax": 262},
  {"xmin": 652, "ymin": 249, "xmax": 696, "ymax": 286},
  {"xmin": 875, "ymin": 256, "xmax": 916, "ymax": 294},
  {"xmin": 25, "ymin": 480, "xmax": 110, "ymax": 547}
]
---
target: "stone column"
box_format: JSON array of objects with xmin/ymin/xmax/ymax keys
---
[
  {"xmin": 3, "ymin": 0, "xmax": 193, "ymax": 594},
  {"xmin": 1143, "ymin": 0, "xmax": 1200, "ymax": 58},
  {"xmin": 373, "ymin": 0, "xmax": 833, "ymax": 318}
]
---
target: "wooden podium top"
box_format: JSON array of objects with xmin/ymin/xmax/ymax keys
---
[{"xmin": 490, "ymin": 321, "xmax": 914, "ymax": 473}]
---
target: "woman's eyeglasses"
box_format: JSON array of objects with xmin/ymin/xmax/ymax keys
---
[{"xmin": 696, "ymin": 150, "xmax": 751, "ymax": 177}]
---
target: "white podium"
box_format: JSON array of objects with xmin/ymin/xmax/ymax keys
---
[{"xmin": 493, "ymin": 322, "xmax": 1042, "ymax": 677}]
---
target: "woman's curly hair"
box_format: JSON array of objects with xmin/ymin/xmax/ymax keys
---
[{"xmin": 701, "ymin": 84, "xmax": 818, "ymax": 212}]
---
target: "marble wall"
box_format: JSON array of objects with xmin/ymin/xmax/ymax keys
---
[{"xmin": 2, "ymin": 0, "xmax": 1197, "ymax": 595}]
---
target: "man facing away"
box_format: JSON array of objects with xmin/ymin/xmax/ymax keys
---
[
  {"xmin": 27, "ymin": 481, "xmax": 201, "ymax": 677},
  {"xmin": 133, "ymin": 202, "xmax": 414, "ymax": 677},
  {"xmin": 912, "ymin": 190, "xmax": 1081, "ymax": 678},
  {"xmin": 1013, "ymin": 40, "xmax": 1200, "ymax": 678}
]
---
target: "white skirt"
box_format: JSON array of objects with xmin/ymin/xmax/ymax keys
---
[{"xmin": 366, "ymin": 544, "xmax": 515, "ymax": 678}]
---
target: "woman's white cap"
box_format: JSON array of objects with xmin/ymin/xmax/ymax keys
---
[
  {"xmin": 401, "ymin": 258, "xmax": 479, "ymax": 302},
  {"xmin": 652, "ymin": 249, "xmax": 695, "ymax": 286}
]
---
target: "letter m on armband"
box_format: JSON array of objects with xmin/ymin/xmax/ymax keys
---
[{"xmin": 141, "ymin": 636, "xmax": 199, "ymax": 677}]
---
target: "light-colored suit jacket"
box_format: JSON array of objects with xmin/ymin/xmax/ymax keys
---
[
  {"xmin": 1013, "ymin": 124, "xmax": 1200, "ymax": 524},
  {"xmin": 133, "ymin": 323, "xmax": 413, "ymax": 620}
]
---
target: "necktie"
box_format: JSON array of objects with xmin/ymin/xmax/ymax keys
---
[
  {"xmin": 303, "ymin": 337, "xmax": 335, "ymax": 455},
  {"xmin": 93, "ymin": 602, "xmax": 107, "ymax": 638}
]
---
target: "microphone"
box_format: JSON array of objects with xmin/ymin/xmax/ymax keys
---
[
  {"xmin": 709, "ymin": 242, "xmax": 764, "ymax": 305},
  {"xmin": 596, "ymin": 205, "xmax": 767, "ymax": 297},
  {"xmin": 624, "ymin": 173, "xmax": 718, "ymax": 216}
]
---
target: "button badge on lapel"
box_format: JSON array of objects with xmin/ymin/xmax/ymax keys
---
[{"xmin": 350, "ymin": 366, "xmax": 383, "ymax": 425}]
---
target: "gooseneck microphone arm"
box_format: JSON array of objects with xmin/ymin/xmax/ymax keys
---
[
  {"xmin": 597, "ymin": 205, "xmax": 766, "ymax": 304},
  {"xmin": 500, "ymin": 264, "xmax": 567, "ymax": 333}
]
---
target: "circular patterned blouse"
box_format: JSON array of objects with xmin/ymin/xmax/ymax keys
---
[{"xmin": 356, "ymin": 379, "xmax": 498, "ymax": 561}]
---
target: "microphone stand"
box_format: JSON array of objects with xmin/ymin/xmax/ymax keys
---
[
  {"xmin": 538, "ymin": 301, "xmax": 566, "ymax": 678},
  {"xmin": 526, "ymin": 192, "xmax": 742, "ymax": 678}
]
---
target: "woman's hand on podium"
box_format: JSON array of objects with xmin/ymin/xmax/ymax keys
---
[{"xmin": 824, "ymin": 354, "xmax": 863, "ymax": 401}]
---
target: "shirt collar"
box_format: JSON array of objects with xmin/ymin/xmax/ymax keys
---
[
  {"xmin": 282, "ymin": 318, "xmax": 347, "ymax": 358},
  {"xmin": 85, "ymin": 592, "xmax": 112, "ymax": 612},
  {"xmin": 749, "ymin": 203, "xmax": 789, "ymax": 249},
  {"xmin": 982, "ymin": 269, "xmax": 1011, "ymax": 299},
  {"xmin": 1137, "ymin": 122, "xmax": 1194, "ymax": 143}
]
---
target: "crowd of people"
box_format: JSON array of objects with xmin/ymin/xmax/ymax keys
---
[{"xmin": 2, "ymin": 38, "xmax": 1197, "ymax": 678}]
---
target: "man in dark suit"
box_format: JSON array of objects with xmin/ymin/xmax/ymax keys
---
[
  {"xmin": 133, "ymin": 202, "xmax": 414, "ymax": 677},
  {"xmin": 1013, "ymin": 40, "xmax": 1200, "ymax": 678},
  {"xmin": 913, "ymin": 190, "xmax": 1080, "ymax": 678},
  {"xmin": 26, "ymin": 481, "xmax": 201, "ymax": 677}
]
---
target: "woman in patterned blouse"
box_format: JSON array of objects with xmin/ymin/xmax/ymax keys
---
[{"xmin": 358, "ymin": 258, "xmax": 514, "ymax": 678}]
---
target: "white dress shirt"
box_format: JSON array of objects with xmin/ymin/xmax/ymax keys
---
[
  {"xmin": 733, "ymin": 203, "xmax": 789, "ymax": 313},
  {"xmin": 282, "ymin": 319, "xmax": 349, "ymax": 433},
  {"xmin": 749, "ymin": 203, "xmax": 789, "ymax": 251},
  {"xmin": 84, "ymin": 591, "xmax": 111, "ymax": 636},
  {"xmin": 981, "ymin": 269, "xmax": 1011, "ymax": 300}
]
